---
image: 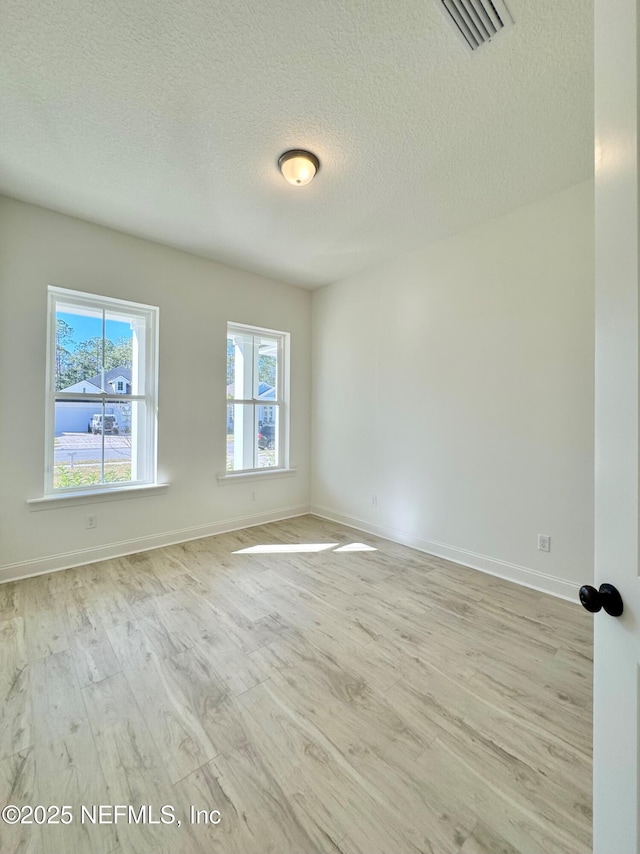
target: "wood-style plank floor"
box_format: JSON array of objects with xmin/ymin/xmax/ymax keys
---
[{"xmin": 0, "ymin": 515, "xmax": 592, "ymax": 854}]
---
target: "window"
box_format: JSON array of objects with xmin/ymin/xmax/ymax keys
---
[
  {"xmin": 226, "ymin": 323, "xmax": 288, "ymax": 472},
  {"xmin": 47, "ymin": 287, "xmax": 159, "ymax": 494}
]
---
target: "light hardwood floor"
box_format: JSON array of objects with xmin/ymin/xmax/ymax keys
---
[{"xmin": 0, "ymin": 515, "xmax": 592, "ymax": 854}]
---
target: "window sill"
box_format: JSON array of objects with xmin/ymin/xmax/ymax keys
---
[
  {"xmin": 216, "ymin": 468, "xmax": 297, "ymax": 485},
  {"xmin": 27, "ymin": 482, "xmax": 170, "ymax": 511}
]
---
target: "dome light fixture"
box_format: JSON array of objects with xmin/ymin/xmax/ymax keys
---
[{"xmin": 278, "ymin": 149, "xmax": 319, "ymax": 186}]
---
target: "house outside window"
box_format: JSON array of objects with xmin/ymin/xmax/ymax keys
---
[
  {"xmin": 226, "ymin": 322, "xmax": 288, "ymax": 472},
  {"xmin": 47, "ymin": 286, "xmax": 159, "ymax": 493}
]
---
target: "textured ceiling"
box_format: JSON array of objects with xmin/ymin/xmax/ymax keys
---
[{"xmin": 0, "ymin": 0, "xmax": 593, "ymax": 288}]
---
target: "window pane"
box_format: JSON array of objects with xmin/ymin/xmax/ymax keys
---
[
  {"xmin": 54, "ymin": 400, "xmax": 104, "ymax": 489},
  {"xmin": 55, "ymin": 303, "xmax": 150, "ymax": 396},
  {"xmin": 105, "ymin": 311, "xmax": 134, "ymax": 394},
  {"xmin": 227, "ymin": 331, "xmax": 254, "ymax": 400},
  {"xmin": 257, "ymin": 335, "xmax": 278, "ymax": 401},
  {"xmin": 53, "ymin": 400, "xmax": 147, "ymax": 488},
  {"xmin": 227, "ymin": 403, "xmax": 256, "ymax": 471},
  {"xmin": 257, "ymin": 405, "xmax": 279, "ymax": 469},
  {"xmin": 103, "ymin": 408, "xmax": 132, "ymax": 483},
  {"xmin": 55, "ymin": 303, "xmax": 103, "ymax": 392}
]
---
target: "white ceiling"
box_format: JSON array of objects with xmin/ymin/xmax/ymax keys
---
[{"xmin": 0, "ymin": 0, "xmax": 593, "ymax": 288}]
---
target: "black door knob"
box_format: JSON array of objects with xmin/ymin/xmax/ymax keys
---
[
  {"xmin": 579, "ymin": 585, "xmax": 602, "ymax": 613},
  {"xmin": 579, "ymin": 583, "xmax": 623, "ymax": 617}
]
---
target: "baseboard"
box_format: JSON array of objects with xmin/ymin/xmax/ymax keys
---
[
  {"xmin": 1, "ymin": 502, "xmax": 580, "ymax": 601},
  {"xmin": 0, "ymin": 504, "xmax": 312, "ymax": 584},
  {"xmin": 310, "ymin": 504, "xmax": 579, "ymax": 603}
]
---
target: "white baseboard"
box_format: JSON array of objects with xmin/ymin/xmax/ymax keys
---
[
  {"xmin": 0, "ymin": 504, "xmax": 312, "ymax": 584},
  {"xmin": 310, "ymin": 504, "xmax": 579, "ymax": 603},
  {"xmin": 1, "ymin": 502, "xmax": 580, "ymax": 602}
]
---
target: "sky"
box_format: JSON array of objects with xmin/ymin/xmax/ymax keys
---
[{"xmin": 58, "ymin": 311, "xmax": 131, "ymax": 351}]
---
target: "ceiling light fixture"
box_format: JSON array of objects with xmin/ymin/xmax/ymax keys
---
[{"xmin": 278, "ymin": 149, "xmax": 319, "ymax": 186}]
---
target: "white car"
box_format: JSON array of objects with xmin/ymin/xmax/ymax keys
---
[{"xmin": 88, "ymin": 414, "xmax": 119, "ymax": 435}]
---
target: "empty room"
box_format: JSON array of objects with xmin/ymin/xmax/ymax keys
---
[{"xmin": 0, "ymin": 0, "xmax": 638, "ymax": 852}]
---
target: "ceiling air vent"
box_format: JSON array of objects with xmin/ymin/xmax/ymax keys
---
[{"xmin": 439, "ymin": 0, "xmax": 513, "ymax": 53}]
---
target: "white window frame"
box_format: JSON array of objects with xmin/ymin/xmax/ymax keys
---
[
  {"xmin": 226, "ymin": 322, "xmax": 289, "ymax": 474},
  {"xmin": 45, "ymin": 286, "xmax": 159, "ymax": 496}
]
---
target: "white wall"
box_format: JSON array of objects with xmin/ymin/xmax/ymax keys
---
[
  {"xmin": 0, "ymin": 183, "xmax": 595, "ymax": 596},
  {"xmin": 311, "ymin": 181, "xmax": 594, "ymax": 599},
  {"xmin": 0, "ymin": 196, "xmax": 311, "ymax": 579}
]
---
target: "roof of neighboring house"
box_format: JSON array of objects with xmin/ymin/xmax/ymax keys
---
[
  {"xmin": 226, "ymin": 381, "xmax": 275, "ymax": 400},
  {"xmin": 59, "ymin": 366, "xmax": 132, "ymax": 394},
  {"xmin": 85, "ymin": 366, "xmax": 132, "ymax": 388},
  {"xmin": 257, "ymin": 382, "xmax": 275, "ymax": 400},
  {"xmin": 58, "ymin": 379, "xmax": 102, "ymax": 393}
]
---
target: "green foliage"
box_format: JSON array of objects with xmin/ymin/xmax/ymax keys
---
[
  {"xmin": 226, "ymin": 337, "xmax": 234, "ymax": 388},
  {"xmin": 258, "ymin": 354, "xmax": 276, "ymax": 389},
  {"xmin": 54, "ymin": 463, "xmax": 132, "ymax": 489},
  {"xmin": 55, "ymin": 319, "xmax": 133, "ymax": 390},
  {"xmin": 55, "ymin": 319, "xmax": 74, "ymax": 389},
  {"xmin": 55, "ymin": 466, "xmax": 99, "ymax": 488}
]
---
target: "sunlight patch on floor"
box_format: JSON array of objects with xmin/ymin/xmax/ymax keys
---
[
  {"xmin": 233, "ymin": 543, "xmax": 339, "ymax": 554},
  {"xmin": 233, "ymin": 542, "xmax": 377, "ymax": 555},
  {"xmin": 333, "ymin": 543, "xmax": 378, "ymax": 552}
]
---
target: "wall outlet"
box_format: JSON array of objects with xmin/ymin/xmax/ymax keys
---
[
  {"xmin": 250, "ymin": 491, "xmax": 256, "ymax": 502},
  {"xmin": 86, "ymin": 514, "xmax": 97, "ymax": 530},
  {"xmin": 371, "ymin": 494, "xmax": 378, "ymax": 507},
  {"xmin": 538, "ymin": 534, "xmax": 550, "ymax": 552}
]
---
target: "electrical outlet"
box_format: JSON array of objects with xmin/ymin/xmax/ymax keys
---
[
  {"xmin": 538, "ymin": 534, "xmax": 550, "ymax": 552},
  {"xmin": 371, "ymin": 494, "xmax": 378, "ymax": 507},
  {"xmin": 86, "ymin": 514, "xmax": 97, "ymax": 530},
  {"xmin": 250, "ymin": 491, "xmax": 256, "ymax": 502}
]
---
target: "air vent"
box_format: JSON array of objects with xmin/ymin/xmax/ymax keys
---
[{"xmin": 439, "ymin": 0, "xmax": 513, "ymax": 53}]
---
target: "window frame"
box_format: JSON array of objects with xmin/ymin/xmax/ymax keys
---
[
  {"xmin": 45, "ymin": 286, "xmax": 159, "ymax": 497},
  {"xmin": 226, "ymin": 321, "xmax": 289, "ymax": 475}
]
